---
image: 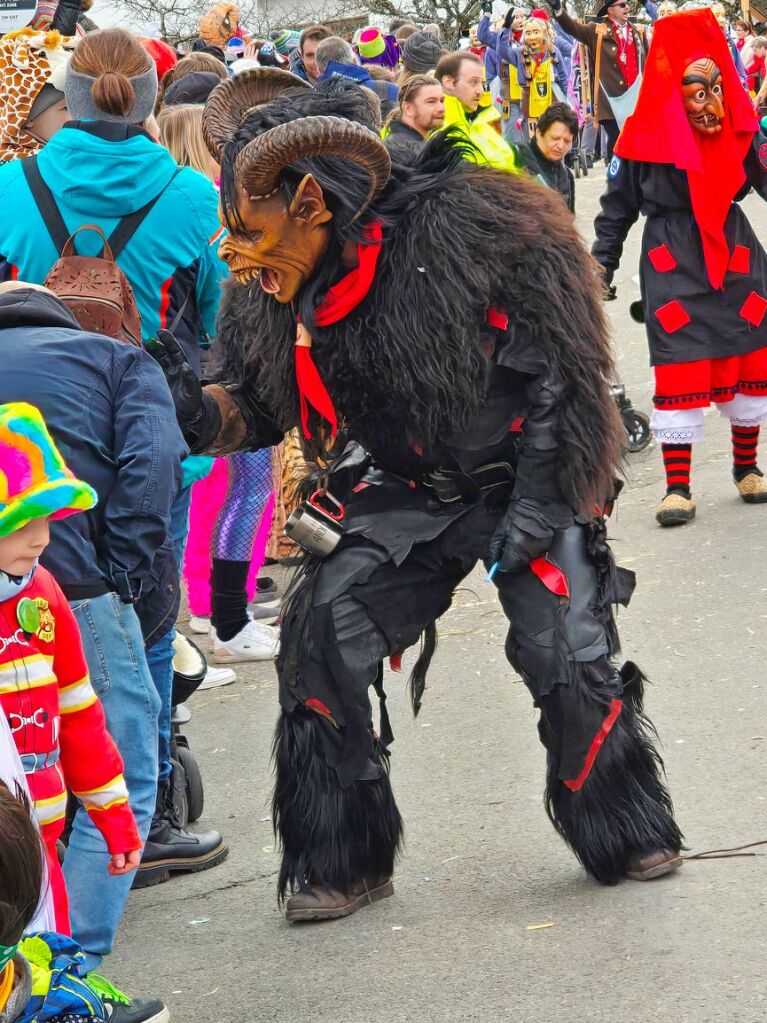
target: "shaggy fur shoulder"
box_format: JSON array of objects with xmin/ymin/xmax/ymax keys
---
[{"xmin": 215, "ymin": 162, "xmax": 623, "ymax": 511}]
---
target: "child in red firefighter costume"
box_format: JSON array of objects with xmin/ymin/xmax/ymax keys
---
[
  {"xmin": 594, "ymin": 8, "xmax": 767, "ymax": 527},
  {"xmin": 153, "ymin": 69, "xmax": 683, "ymax": 921},
  {"xmin": 0, "ymin": 402, "xmax": 141, "ymax": 932}
]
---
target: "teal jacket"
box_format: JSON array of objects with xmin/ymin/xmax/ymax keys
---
[{"xmin": 0, "ymin": 120, "xmax": 225, "ymax": 486}]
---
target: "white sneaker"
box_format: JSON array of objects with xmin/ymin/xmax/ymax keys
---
[
  {"xmin": 211, "ymin": 619, "xmax": 280, "ymax": 663},
  {"xmin": 189, "ymin": 615, "xmax": 211, "ymax": 635},
  {"xmin": 198, "ymin": 664, "xmax": 237, "ymax": 690}
]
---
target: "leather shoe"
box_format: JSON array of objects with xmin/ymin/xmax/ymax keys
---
[
  {"xmin": 133, "ymin": 791, "xmax": 228, "ymax": 889},
  {"xmin": 625, "ymin": 849, "xmax": 682, "ymax": 881},
  {"xmin": 286, "ymin": 877, "xmax": 393, "ymax": 922}
]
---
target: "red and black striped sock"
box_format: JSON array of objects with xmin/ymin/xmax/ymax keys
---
[
  {"xmin": 731, "ymin": 424, "xmax": 760, "ymax": 480},
  {"xmin": 662, "ymin": 443, "xmax": 692, "ymax": 497}
]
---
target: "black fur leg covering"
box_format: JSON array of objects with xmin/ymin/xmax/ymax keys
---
[
  {"xmin": 272, "ymin": 708, "xmax": 403, "ymax": 901},
  {"xmin": 544, "ymin": 663, "xmax": 684, "ymax": 885}
]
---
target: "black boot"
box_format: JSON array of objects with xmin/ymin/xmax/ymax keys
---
[{"xmin": 133, "ymin": 781, "xmax": 228, "ymax": 889}]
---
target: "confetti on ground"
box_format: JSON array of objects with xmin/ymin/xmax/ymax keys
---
[
  {"xmin": 526, "ymin": 922, "xmax": 555, "ymax": 931},
  {"xmin": 262, "ymin": 845, "xmax": 274, "ymax": 853},
  {"xmin": 189, "ymin": 918, "xmax": 210, "ymax": 926},
  {"xmin": 392, "ymin": 926, "xmax": 404, "ymax": 931}
]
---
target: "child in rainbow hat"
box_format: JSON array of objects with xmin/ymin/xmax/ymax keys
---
[{"xmin": 0, "ymin": 402, "xmax": 141, "ymax": 935}]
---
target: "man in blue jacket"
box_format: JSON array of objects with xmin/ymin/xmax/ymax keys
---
[{"xmin": 0, "ymin": 281, "xmax": 225, "ymax": 1023}]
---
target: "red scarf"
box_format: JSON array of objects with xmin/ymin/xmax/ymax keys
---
[
  {"xmin": 294, "ymin": 221, "xmax": 383, "ymax": 441},
  {"xmin": 615, "ymin": 9, "xmax": 757, "ymax": 289}
]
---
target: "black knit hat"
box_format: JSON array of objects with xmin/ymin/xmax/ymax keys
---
[
  {"xmin": 164, "ymin": 71, "xmax": 222, "ymax": 105},
  {"xmin": 401, "ymin": 31, "xmax": 445, "ymax": 72}
]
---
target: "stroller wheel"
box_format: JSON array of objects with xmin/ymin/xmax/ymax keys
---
[
  {"xmin": 170, "ymin": 754, "xmax": 189, "ymax": 828},
  {"xmin": 177, "ymin": 744, "xmax": 204, "ymax": 823},
  {"xmin": 623, "ymin": 409, "xmax": 652, "ymax": 453}
]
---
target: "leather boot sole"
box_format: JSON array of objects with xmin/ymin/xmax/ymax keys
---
[
  {"xmin": 132, "ymin": 841, "xmax": 229, "ymax": 890},
  {"xmin": 286, "ymin": 879, "xmax": 394, "ymax": 922},
  {"xmin": 625, "ymin": 854, "xmax": 683, "ymax": 881}
]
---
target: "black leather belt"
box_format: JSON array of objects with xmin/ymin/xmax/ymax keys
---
[{"xmin": 424, "ymin": 462, "xmax": 516, "ymax": 504}]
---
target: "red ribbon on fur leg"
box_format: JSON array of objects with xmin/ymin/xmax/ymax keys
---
[
  {"xmin": 563, "ymin": 699, "xmax": 623, "ymax": 792},
  {"xmin": 295, "ymin": 321, "xmax": 338, "ymax": 442}
]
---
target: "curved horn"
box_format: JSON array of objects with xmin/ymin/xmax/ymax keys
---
[
  {"xmin": 233, "ymin": 115, "xmax": 392, "ymax": 220},
  {"xmin": 202, "ymin": 68, "xmax": 311, "ymax": 160}
]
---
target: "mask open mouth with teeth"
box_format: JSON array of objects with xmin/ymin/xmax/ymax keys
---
[
  {"xmin": 202, "ymin": 68, "xmax": 392, "ymax": 304},
  {"xmin": 682, "ymin": 57, "xmax": 724, "ymax": 135}
]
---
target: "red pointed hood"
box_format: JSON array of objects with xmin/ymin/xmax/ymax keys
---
[{"xmin": 615, "ymin": 8, "xmax": 757, "ymax": 289}]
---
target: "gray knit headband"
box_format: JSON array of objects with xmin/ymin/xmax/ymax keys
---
[{"xmin": 64, "ymin": 61, "xmax": 158, "ymax": 124}]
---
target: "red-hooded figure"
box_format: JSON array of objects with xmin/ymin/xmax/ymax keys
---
[{"xmin": 593, "ymin": 8, "xmax": 767, "ymax": 526}]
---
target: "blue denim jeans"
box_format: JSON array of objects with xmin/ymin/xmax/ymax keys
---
[
  {"xmin": 145, "ymin": 485, "xmax": 191, "ymax": 782},
  {"xmin": 64, "ymin": 592, "xmax": 160, "ymax": 974}
]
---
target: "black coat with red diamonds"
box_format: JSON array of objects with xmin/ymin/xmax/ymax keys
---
[{"xmin": 592, "ymin": 135, "xmax": 767, "ymax": 366}]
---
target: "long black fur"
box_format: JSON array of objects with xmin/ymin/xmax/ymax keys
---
[
  {"xmin": 272, "ymin": 708, "xmax": 403, "ymax": 900},
  {"xmin": 544, "ymin": 662, "xmax": 684, "ymax": 884},
  {"xmin": 408, "ymin": 621, "xmax": 437, "ymax": 716},
  {"xmin": 214, "ymin": 80, "xmax": 624, "ymax": 513}
]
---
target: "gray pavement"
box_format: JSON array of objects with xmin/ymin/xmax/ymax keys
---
[{"xmin": 117, "ymin": 171, "xmax": 767, "ymax": 1022}]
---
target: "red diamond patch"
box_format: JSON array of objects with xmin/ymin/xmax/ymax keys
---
[{"xmin": 655, "ymin": 300, "xmax": 691, "ymax": 334}]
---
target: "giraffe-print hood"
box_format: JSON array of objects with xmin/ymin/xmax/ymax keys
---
[{"xmin": 0, "ymin": 29, "xmax": 75, "ymax": 164}]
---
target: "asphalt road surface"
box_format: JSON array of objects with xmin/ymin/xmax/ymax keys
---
[{"xmin": 116, "ymin": 169, "xmax": 767, "ymax": 1023}]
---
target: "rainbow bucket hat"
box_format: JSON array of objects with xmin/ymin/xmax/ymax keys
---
[{"xmin": 0, "ymin": 403, "xmax": 96, "ymax": 538}]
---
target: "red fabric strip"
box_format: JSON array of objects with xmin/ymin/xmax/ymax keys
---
[
  {"xmin": 314, "ymin": 221, "xmax": 383, "ymax": 327},
  {"xmin": 529, "ymin": 557, "xmax": 569, "ymax": 597},
  {"xmin": 295, "ymin": 343, "xmax": 338, "ymax": 441},
  {"xmin": 563, "ymin": 699, "xmax": 623, "ymax": 793},
  {"xmin": 487, "ymin": 306, "xmax": 509, "ymax": 330},
  {"xmin": 158, "ymin": 276, "xmax": 172, "ymax": 329}
]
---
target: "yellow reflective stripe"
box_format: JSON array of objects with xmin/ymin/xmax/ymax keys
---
[
  {"xmin": 60, "ymin": 695, "xmax": 97, "ymax": 715},
  {"xmin": 34, "ymin": 792, "xmax": 67, "ymax": 825},
  {"xmin": 74, "ymin": 775, "xmax": 129, "ymax": 808},
  {"xmin": 0, "ymin": 655, "xmax": 55, "ymax": 694},
  {"xmin": 83, "ymin": 796, "xmax": 129, "ymax": 812},
  {"xmin": 59, "ymin": 677, "xmax": 97, "ymax": 713}
]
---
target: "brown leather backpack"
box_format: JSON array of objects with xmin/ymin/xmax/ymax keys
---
[
  {"xmin": 42, "ymin": 224, "xmax": 143, "ymax": 346},
  {"xmin": 22, "ymin": 157, "xmax": 177, "ymax": 346}
]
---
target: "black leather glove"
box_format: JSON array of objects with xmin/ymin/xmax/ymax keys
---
[
  {"xmin": 488, "ymin": 497, "xmax": 556, "ymax": 574},
  {"xmin": 482, "ymin": 1, "xmax": 493, "ymax": 13},
  {"xmin": 550, "ymin": 0, "xmax": 563, "ymax": 14},
  {"xmin": 147, "ymin": 330, "xmax": 220, "ymax": 452}
]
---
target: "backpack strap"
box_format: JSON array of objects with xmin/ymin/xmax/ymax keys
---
[
  {"xmin": 108, "ymin": 169, "xmax": 181, "ymax": 259},
  {"xmin": 22, "ymin": 157, "xmax": 181, "ymax": 260},
  {"xmin": 21, "ymin": 156, "xmax": 70, "ymax": 255}
]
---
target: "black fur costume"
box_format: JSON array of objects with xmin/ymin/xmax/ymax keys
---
[{"xmin": 201, "ymin": 79, "xmax": 682, "ymax": 898}]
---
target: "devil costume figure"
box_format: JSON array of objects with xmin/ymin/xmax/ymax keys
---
[
  {"xmin": 594, "ymin": 9, "xmax": 767, "ymax": 527},
  {"xmin": 157, "ymin": 69, "xmax": 682, "ymax": 920}
]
